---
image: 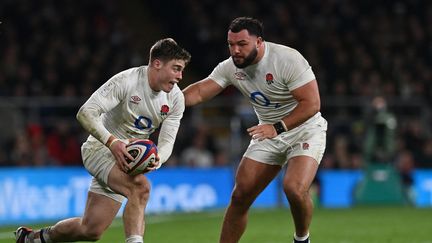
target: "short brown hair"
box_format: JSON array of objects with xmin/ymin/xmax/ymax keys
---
[{"xmin": 149, "ymin": 38, "xmax": 191, "ymax": 65}]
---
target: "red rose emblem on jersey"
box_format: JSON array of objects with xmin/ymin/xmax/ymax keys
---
[
  {"xmin": 265, "ymin": 73, "xmax": 274, "ymax": 85},
  {"xmin": 160, "ymin": 105, "xmax": 169, "ymax": 116}
]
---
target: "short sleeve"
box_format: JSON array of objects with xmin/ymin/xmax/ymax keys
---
[
  {"xmin": 283, "ymin": 51, "xmax": 316, "ymax": 90},
  {"xmin": 208, "ymin": 60, "xmax": 232, "ymax": 89}
]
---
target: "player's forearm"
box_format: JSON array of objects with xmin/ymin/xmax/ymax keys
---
[
  {"xmin": 183, "ymin": 79, "xmax": 224, "ymax": 107},
  {"xmin": 281, "ymin": 99, "xmax": 320, "ymax": 131},
  {"xmin": 183, "ymin": 84, "xmax": 204, "ymax": 106},
  {"xmin": 76, "ymin": 104, "xmax": 112, "ymax": 145}
]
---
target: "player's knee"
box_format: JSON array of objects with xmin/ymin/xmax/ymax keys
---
[
  {"xmin": 283, "ymin": 182, "xmax": 308, "ymax": 203},
  {"xmin": 230, "ymin": 188, "xmax": 254, "ymax": 207},
  {"xmin": 127, "ymin": 176, "xmax": 150, "ymax": 202}
]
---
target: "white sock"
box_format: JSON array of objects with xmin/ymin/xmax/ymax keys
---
[
  {"xmin": 126, "ymin": 234, "xmax": 143, "ymax": 243},
  {"xmin": 294, "ymin": 232, "xmax": 309, "ymax": 241}
]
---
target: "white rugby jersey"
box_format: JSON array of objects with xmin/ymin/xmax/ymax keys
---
[
  {"xmin": 209, "ymin": 41, "xmax": 316, "ymax": 124},
  {"xmin": 79, "ymin": 66, "xmax": 184, "ymax": 163}
]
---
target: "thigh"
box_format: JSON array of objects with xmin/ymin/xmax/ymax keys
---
[
  {"xmin": 283, "ymin": 156, "xmax": 319, "ymax": 190},
  {"xmin": 107, "ymin": 164, "xmax": 150, "ymax": 198},
  {"xmin": 234, "ymin": 157, "xmax": 281, "ymax": 197},
  {"xmin": 86, "ymin": 152, "xmax": 132, "ymax": 202},
  {"xmin": 81, "ymin": 191, "xmax": 122, "ymax": 232},
  {"xmin": 84, "ymin": 141, "xmax": 149, "ymax": 200}
]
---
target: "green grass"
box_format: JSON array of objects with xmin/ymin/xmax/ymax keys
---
[{"xmin": 1, "ymin": 207, "xmax": 432, "ymax": 242}]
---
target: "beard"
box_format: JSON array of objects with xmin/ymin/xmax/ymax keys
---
[{"xmin": 232, "ymin": 48, "xmax": 258, "ymax": 68}]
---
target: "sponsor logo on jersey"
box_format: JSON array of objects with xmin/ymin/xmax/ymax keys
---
[
  {"xmin": 302, "ymin": 142, "xmax": 310, "ymax": 150},
  {"xmin": 130, "ymin": 95, "xmax": 142, "ymax": 104},
  {"xmin": 234, "ymin": 72, "xmax": 247, "ymax": 80},
  {"xmin": 160, "ymin": 105, "xmax": 169, "ymax": 117},
  {"xmin": 265, "ymin": 73, "xmax": 274, "ymax": 85}
]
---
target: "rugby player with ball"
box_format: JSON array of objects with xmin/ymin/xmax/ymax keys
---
[{"xmin": 15, "ymin": 38, "xmax": 191, "ymax": 243}]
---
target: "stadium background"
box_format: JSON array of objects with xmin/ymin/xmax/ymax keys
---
[{"xmin": 1, "ymin": 0, "xmax": 432, "ymax": 242}]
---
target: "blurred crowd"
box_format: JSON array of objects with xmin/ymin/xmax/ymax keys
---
[
  {"xmin": 0, "ymin": 0, "xmax": 141, "ymax": 166},
  {"xmin": 1, "ymin": 0, "xmax": 432, "ymax": 182}
]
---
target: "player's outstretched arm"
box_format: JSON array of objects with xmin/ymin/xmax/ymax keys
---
[{"xmin": 182, "ymin": 78, "xmax": 224, "ymax": 106}]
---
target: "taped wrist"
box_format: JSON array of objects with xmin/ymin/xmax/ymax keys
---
[
  {"xmin": 108, "ymin": 138, "xmax": 130, "ymax": 148},
  {"xmin": 107, "ymin": 138, "xmax": 120, "ymax": 148}
]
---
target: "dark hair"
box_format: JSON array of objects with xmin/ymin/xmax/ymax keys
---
[
  {"xmin": 229, "ymin": 17, "xmax": 264, "ymax": 38},
  {"xmin": 149, "ymin": 38, "xmax": 191, "ymax": 64}
]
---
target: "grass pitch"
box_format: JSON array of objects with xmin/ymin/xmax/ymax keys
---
[{"xmin": 1, "ymin": 207, "xmax": 431, "ymax": 243}]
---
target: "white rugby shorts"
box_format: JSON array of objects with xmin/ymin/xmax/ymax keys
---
[
  {"xmin": 244, "ymin": 114, "xmax": 327, "ymax": 166},
  {"xmin": 81, "ymin": 139, "xmax": 126, "ymax": 203}
]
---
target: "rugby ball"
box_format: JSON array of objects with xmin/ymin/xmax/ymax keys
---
[{"xmin": 126, "ymin": 139, "xmax": 158, "ymax": 175}]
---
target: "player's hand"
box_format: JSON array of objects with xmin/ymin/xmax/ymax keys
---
[
  {"xmin": 143, "ymin": 154, "xmax": 161, "ymax": 173},
  {"xmin": 109, "ymin": 139, "xmax": 134, "ymax": 173},
  {"xmin": 247, "ymin": 124, "xmax": 277, "ymax": 141}
]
